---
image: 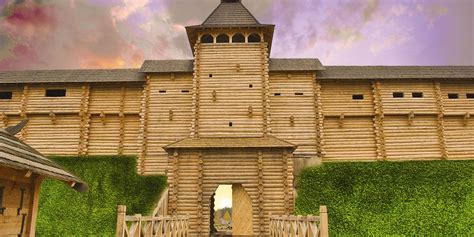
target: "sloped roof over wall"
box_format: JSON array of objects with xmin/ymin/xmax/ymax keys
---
[
  {"xmin": 140, "ymin": 58, "xmax": 325, "ymax": 73},
  {"xmin": 0, "ymin": 127, "xmax": 87, "ymax": 192},
  {"xmin": 164, "ymin": 136, "xmax": 296, "ymax": 150},
  {"xmin": 317, "ymin": 66, "xmax": 474, "ymax": 79},
  {"xmin": 0, "ymin": 69, "xmax": 143, "ymax": 84}
]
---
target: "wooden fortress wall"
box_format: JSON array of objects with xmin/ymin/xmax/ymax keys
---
[
  {"xmin": 167, "ymin": 148, "xmax": 294, "ymax": 236},
  {"xmin": 1, "ymin": 77, "xmax": 474, "ymax": 175}
]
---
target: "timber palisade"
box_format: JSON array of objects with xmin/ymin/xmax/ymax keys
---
[{"xmin": 0, "ymin": 0, "xmax": 473, "ymax": 235}]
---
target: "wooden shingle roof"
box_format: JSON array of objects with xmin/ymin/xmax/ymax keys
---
[
  {"xmin": 164, "ymin": 136, "xmax": 296, "ymax": 150},
  {"xmin": 202, "ymin": 0, "xmax": 260, "ymax": 26},
  {"xmin": 140, "ymin": 59, "xmax": 325, "ymax": 73},
  {"xmin": 0, "ymin": 69, "xmax": 143, "ymax": 84},
  {"xmin": 0, "ymin": 127, "xmax": 87, "ymax": 192},
  {"xmin": 317, "ymin": 66, "xmax": 474, "ymax": 80}
]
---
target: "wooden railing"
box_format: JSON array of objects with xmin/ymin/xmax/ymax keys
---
[
  {"xmin": 269, "ymin": 206, "xmax": 329, "ymax": 237},
  {"xmin": 116, "ymin": 205, "xmax": 189, "ymax": 237},
  {"xmin": 152, "ymin": 188, "xmax": 169, "ymax": 217}
]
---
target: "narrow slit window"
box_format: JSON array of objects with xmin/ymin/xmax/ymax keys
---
[
  {"xmin": 467, "ymin": 93, "xmax": 474, "ymax": 99},
  {"xmin": 45, "ymin": 89, "xmax": 66, "ymax": 97},
  {"xmin": 229, "ymin": 122, "xmax": 233, "ymax": 127},
  {"xmin": 209, "ymin": 74, "xmax": 213, "ymax": 78},
  {"xmin": 295, "ymin": 93, "xmax": 304, "ymax": 96},
  {"xmin": 393, "ymin": 92, "xmax": 404, "ymax": 98},
  {"xmin": 249, "ymin": 84, "xmax": 253, "ymax": 88},
  {"xmin": 412, "ymin": 92, "xmax": 423, "ymax": 98},
  {"xmin": 448, "ymin": 93, "xmax": 459, "ymax": 99},
  {"xmin": 182, "ymin": 90, "xmax": 190, "ymax": 93},
  {"xmin": 159, "ymin": 90, "xmax": 167, "ymax": 93},
  {"xmin": 0, "ymin": 91, "xmax": 12, "ymax": 100},
  {"xmin": 352, "ymin": 94, "xmax": 364, "ymax": 100},
  {"xmin": 274, "ymin": 93, "xmax": 281, "ymax": 96}
]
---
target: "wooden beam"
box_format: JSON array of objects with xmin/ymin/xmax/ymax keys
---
[
  {"xmin": 371, "ymin": 80, "xmax": 387, "ymax": 160},
  {"xmin": 261, "ymin": 42, "xmax": 271, "ymax": 137},
  {"xmin": 19, "ymin": 85, "xmax": 29, "ymax": 141},
  {"xmin": 138, "ymin": 78, "xmax": 151, "ymax": 174},
  {"xmin": 313, "ymin": 77, "xmax": 326, "ymax": 158},
  {"xmin": 434, "ymin": 81, "xmax": 448, "ymax": 159},
  {"xmin": 25, "ymin": 174, "xmax": 44, "ymax": 237},
  {"xmin": 78, "ymin": 84, "xmax": 91, "ymax": 156},
  {"xmin": 118, "ymin": 86, "xmax": 126, "ymax": 155},
  {"xmin": 191, "ymin": 42, "xmax": 202, "ymax": 138}
]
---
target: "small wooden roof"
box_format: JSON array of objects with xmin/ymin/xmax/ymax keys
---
[
  {"xmin": 164, "ymin": 136, "xmax": 297, "ymax": 150},
  {"xmin": 0, "ymin": 124, "xmax": 87, "ymax": 192}
]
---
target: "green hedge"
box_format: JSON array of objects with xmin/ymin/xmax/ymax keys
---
[
  {"xmin": 296, "ymin": 161, "xmax": 474, "ymax": 236},
  {"xmin": 36, "ymin": 156, "xmax": 167, "ymax": 236}
]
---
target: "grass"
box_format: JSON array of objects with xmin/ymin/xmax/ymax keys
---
[
  {"xmin": 296, "ymin": 160, "xmax": 474, "ymax": 236},
  {"xmin": 36, "ymin": 156, "xmax": 167, "ymax": 236}
]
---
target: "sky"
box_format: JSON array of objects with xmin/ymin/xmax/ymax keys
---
[{"xmin": 0, "ymin": 0, "xmax": 472, "ymax": 71}]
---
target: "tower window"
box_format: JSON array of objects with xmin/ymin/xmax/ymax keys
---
[
  {"xmin": 249, "ymin": 84, "xmax": 253, "ymax": 88},
  {"xmin": 393, "ymin": 92, "xmax": 404, "ymax": 98},
  {"xmin": 216, "ymin": 34, "xmax": 230, "ymax": 43},
  {"xmin": 201, "ymin": 34, "xmax": 214, "ymax": 43},
  {"xmin": 295, "ymin": 93, "xmax": 304, "ymax": 96},
  {"xmin": 182, "ymin": 90, "xmax": 190, "ymax": 93},
  {"xmin": 352, "ymin": 94, "xmax": 364, "ymax": 100},
  {"xmin": 209, "ymin": 74, "xmax": 213, "ymax": 78},
  {"xmin": 448, "ymin": 93, "xmax": 459, "ymax": 99},
  {"xmin": 159, "ymin": 90, "xmax": 167, "ymax": 93},
  {"xmin": 232, "ymin": 34, "xmax": 245, "ymax": 43},
  {"xmin": 248, "ymin": 33, "xmax": 261, "ymax": 43},
  {"xmin": 0, "ymin": 91, "xmax": 12, "ymax": 100},
  {"xmin": 412, "ymin": 92, "xmax": 423, "ymax": 98},
  {"xmin": 45, "ymin": 89, "xmax": 66, "ymax": 97},
  {"xmin": 467, "ymin": 93, "xmax": 474, "ymax": 99},
  {"xmin": 274, "ymin": 93, "xmax": 281, "ymax": 96},
  {"xmin": 229, "ymin": 122, "xmax": 233, "ymax": 127}
]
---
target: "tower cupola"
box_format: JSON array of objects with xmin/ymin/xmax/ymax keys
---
[{"xmin": 185, "ymin": 0, "xmax": 275, "ymax": 54}]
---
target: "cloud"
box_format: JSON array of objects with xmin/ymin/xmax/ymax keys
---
[
  {"xmin": 416, "ymin": 2, "xmax": 449, "ymax": 27},
  {"xmin": 111, "ymin": 0, "xmax": 149, "ymax": 22}
]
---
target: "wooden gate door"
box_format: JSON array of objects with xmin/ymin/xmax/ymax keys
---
[{"xmin": 232, "ymin": 184, "xmax": 253, "ymax": 235}]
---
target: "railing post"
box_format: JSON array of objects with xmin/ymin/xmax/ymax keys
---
[
  {"xmin": 116, "ymin": 205, "xmax": 126, "ymax": 237},
  {"xmin": 319, "ymin": 206, "xmax": 329, "ymax": 237}
]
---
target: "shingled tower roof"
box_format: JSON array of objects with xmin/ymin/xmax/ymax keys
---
[
  {"xmin": 185, "ymin": 0, "xmax": 275, "ymax": 54},
  {"xmin": 202, "ymin": 0, "xmax": 260, "ymax": 26}
]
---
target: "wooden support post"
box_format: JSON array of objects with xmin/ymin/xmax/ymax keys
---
[
  {"xmin": 25, "ymin": 175, "xmax": 44, "ymax": 237},
  {"xmin": 191, "ymin": 42, "xmax": 202, "ymax": 138},
  {"xmin": 257, "ymin": 150, "xmax": 265, "ymax": 235},
  {"xmin": 171, "ymin": 150, "xmax": 179, "ymax": 215},
  {"xmin": 78, "ymin": 84, "xmax": 91, "ymax": 156},
  {"xmin": 261, "ymin": 42, "xmax": 271, "ymax": 136},
  {"xmin": 434, "ymin": 81, "xmax": 448, "ymax": 159},
  {"xmin": 319, "ymin": 206, "xmax": 329, "ymax": 237},
  {"xmin": 282, "ymin": 150, "xmax": 290, "ymax": 215},
  {"xmin": 138, "ymin": 78, "xmax": 151, "ymax": 174},
  {"xmin": 313, "ymin": 77, "xmax": 325, "ymax": 158},
  {"xmin": 196, "ymin": 152, "xmax": 203, "ymax": 236},
  {"xmin": 118, "ymin": 86, "xmax": 126, "ymax": 155},
  {"xmin": 116, "ymin": 205, "xmax": 126, "ymax": 237},
  {"xmin": 19, "ymin": 85, "xmax": 29, "ymax": 141},
  {"xmin": 372, "ymin": 80, "xmax": 387, "ymax": 160}
]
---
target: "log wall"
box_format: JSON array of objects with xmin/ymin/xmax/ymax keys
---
[
  {"xmin": 269, "ymin": 73, "xmax": 318, "ymax": 158},
  {"xmin": 196, "ymin": 43, "xmax": 266, "ymax": 137},
  {"xmin": 1, "ymin": 77, "xmax": 474, "ymax": 175}
]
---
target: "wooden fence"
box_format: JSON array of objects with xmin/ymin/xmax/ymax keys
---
[
  {"xmin": 116, "ymin": 205, "xmax": 189, "ymax": 237},
  {"xmin": 269, "ymin": 206, "xmax": 329, "ymax": 237}
]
